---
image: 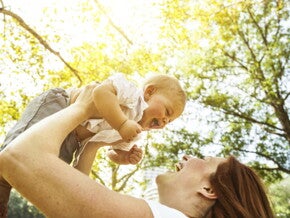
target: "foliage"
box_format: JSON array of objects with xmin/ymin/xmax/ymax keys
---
[
  {"xmin": 269, "ymin": 176, "xmax": 290, "ymax": 217},
  {"xmin": 157, "ymin": 0, "xmax": 290, "ymax": 181},
  {"xmin": 0, "ymin": 0, "xmax": 289, "ymax": 216},
  {"xmin": 7, "ymin": 190, "xmax": 44, "ymax": 218}
]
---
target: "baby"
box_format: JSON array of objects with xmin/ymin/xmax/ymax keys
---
[{"xmin": 69, "ymin": 73, "xmax": 186, "ymax": 169}]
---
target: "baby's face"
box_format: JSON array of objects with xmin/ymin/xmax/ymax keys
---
[{"xmin": 138, "ymin": 93, "xmax": 183, "ymax": 130}]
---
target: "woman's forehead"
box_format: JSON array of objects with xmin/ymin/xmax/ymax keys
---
[
  {"xmin": 207, "ymin": 157, "xmax": 227, "ymax": 165},
  {"xmin": 186, "ymin": 156, "xmax": 227, "ymax": 171}
]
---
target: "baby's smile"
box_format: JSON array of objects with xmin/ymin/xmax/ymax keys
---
[{"xmin": 150, "ymin": 118, "xmax": 160, "ymax": 128}]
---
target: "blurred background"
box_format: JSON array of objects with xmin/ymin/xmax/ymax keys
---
[{"xmin": 0, "ymin": 0, "xmax": 289, "ymax": 217}]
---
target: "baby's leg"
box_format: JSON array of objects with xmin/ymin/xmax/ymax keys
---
[
  {"xmin": 74, "ymin": 142, "xmax": 99, "ymax": 175},
  {"xmin": 0, "ymin": 88, "xmax": 71, "ymax": 217},
  {"xmin": 0, "ymin": 177, "xmax": 11, "ymax": 218},
  {"xmin": 107, "ymin": 145, "xmax": 143, "ymax": 165}
]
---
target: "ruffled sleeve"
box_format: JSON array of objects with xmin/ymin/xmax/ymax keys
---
[{"xmin": 108, "ymin": 73, "xmax": 143, "ymax": 109}]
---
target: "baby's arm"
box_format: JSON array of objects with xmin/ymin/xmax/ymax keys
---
[
  {"xmin": 107, "ymin": 145, "xmax": 143, "ymax": 165},
  {"xmin": 92, "ymin": 81, "xmax": 142, "ymax": 142}
]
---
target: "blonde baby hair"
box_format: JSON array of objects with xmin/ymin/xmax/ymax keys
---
[{"xmin": 143, "ymin": 74, "xmax": 187, "ymax": 114}]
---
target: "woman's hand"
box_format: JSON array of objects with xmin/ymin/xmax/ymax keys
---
[{"xmin": 74, "ymin": 83, "xmax": 98, "ymax": 120}]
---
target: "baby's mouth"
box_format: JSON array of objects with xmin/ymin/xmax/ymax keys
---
[{"xmin": 151, "ymin": 118, "xmax": 159, "ymax": 128}]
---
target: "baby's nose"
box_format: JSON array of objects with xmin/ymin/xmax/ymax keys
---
[{"xmin": 163, "ymin": 117, "xmax": 169, "ymax": 124}]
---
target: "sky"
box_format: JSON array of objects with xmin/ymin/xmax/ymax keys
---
[{"xmin": 6, "ymin": 0, "xmax": 162, "ymax": 47}]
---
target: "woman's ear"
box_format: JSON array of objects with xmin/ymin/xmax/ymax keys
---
[
  {"xmin": 198, "ymin": 187, "xmax": 217, "ymax": 200},
  {"xmin": 144, "ymin": 85, "xmax": 156, "ymax": 101}
]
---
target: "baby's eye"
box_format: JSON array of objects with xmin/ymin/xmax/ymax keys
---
[
  {"xmin": 166, "ymin": 109, "xmax": 169, "ymax": 115},
  {"xmin": 166, "ymin": 108, "xmax": 173, "ymax": 119}
]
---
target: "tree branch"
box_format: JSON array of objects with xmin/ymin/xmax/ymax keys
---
[
  {"xmin": 238, "ymin": 148, "xmax": 290, "ymax": 174},
  {"xmin": 116, "ymin": 166, "xmax": 140, "ymax": 192},
  {"xmin": 90, "ymin": 170, "xmax": 106, "ymax": 185},
  {"xmin": 93, "ymin": 0, "xmax": 133, "ymax": 45},
  {"xmin": 220, "ymin": 107, "xmax": 284, "ymax": 132},
  {"xmin": 0, "ymin": 8, "xmax": 83, "ymax": 86},
  {"xmin": 246, "ymin": 6, "xmax": 268, "ymax": 46}
]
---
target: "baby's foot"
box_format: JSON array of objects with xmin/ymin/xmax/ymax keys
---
[
  {"xmin": 107, "ymin": 148, "xmax": 130, "ymax": 165},
  {"xmin": 107, "ymin": 145, "xmax": 143, "ymax": 165},
  {"xmin": 128, "ymin": 145, "xmax": 143, "ymax": 165}
]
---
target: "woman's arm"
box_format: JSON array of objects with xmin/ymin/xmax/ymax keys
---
[{"xmin": 0, "ymin": 85, "xmax": 153, "ymax": 218}]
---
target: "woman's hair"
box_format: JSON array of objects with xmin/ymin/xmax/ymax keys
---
[{"xmin": 209, "ymin": 156, "xmax": 275, "ymax": 218}]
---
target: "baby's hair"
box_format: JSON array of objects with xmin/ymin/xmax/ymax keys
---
[{"xmin": 143, "ymin": 74, "xmax": 187, "ymax": 112}]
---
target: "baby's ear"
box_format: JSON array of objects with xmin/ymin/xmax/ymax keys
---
[
  {"xmin": 144, "ymin": 85, "xmax": 156, "ymax": 100},
  {"xmin": 198, "ymin": 187, "xmax": 217, "ymax": 200}
]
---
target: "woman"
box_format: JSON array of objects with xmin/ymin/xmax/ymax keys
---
[{"xmin": 0, "ymin": 84, "xmax": 274, "ymax": 218}]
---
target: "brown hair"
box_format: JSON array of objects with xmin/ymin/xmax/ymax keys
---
[
  {"xmin": 209, "ymin": 156, "xmax": 275, "ymax": 218},
  {"xmin": 143, "ymin": 74, "xmax": 187, "ymax": 113}
]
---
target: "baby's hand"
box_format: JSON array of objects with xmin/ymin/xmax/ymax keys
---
[{"xmin": 118, "ymin": 120, "xmax": 142, "ymax": 143}]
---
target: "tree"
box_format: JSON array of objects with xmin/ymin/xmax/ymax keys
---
[
  {"xmin": 1, "ymin": 0, "xmax": 289, "ymax": 216},
  {"xmin": 156, "ymin": 0, "xmax": 290, "ymax": 182},
  {"xmin": 8, "ymin": 190, "xmax": 44, "ymax": 218},
  {"xmin": 269, "ymin": 176, "xmax": 290, "ymax": 217}
]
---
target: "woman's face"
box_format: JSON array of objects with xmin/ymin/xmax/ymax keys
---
[{"xmin": 156, "ymin": 155, "xmax": 226, "ymax": 210}]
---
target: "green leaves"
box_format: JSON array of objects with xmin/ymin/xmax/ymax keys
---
[{"xmin": 0, "ymin": 1, "xmax": 289, "ymax": 215}]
